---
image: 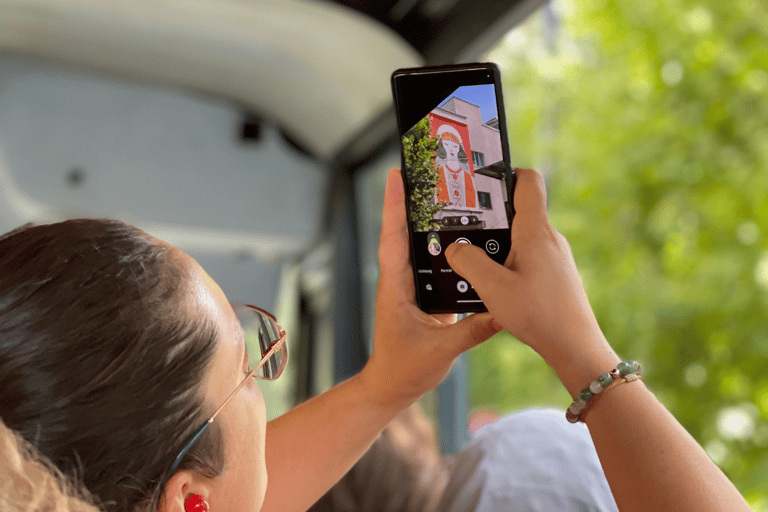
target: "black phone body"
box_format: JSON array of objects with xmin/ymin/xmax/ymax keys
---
[{"xmin": 391, "ymin": 63, "xmax": 516, "ymax": 313}]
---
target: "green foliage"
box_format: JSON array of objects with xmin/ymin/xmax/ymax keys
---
[
  {"xmin": 402, "ymin": 117, "xmax": 447, "ymax": 231},
  {"xmin": 470, "ymin": 0, "xmax": 768, "ymax": 507}
]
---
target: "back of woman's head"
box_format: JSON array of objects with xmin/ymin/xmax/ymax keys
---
[
  {"xmin": 0, "ymin": 219, "xmax": 223, "ymax": 511},
  {"xmin": 308, "ymin": 406, "xmax": 449, "ymax": 512}
]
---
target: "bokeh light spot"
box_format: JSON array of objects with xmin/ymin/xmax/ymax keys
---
[
  {"xmin": 755, "ymin": 384, "xmax": 768, "ymax": 418},
  {"xmin": 684, "ymin": 362, "xmax": 707, "ymax": 388},
  {"xmin": 736, "ymin": 220, "xmax": 760, "ymax": 245},
  {"xmin": 661, "ymin": 60, "xmax": 684, "ymax": 86},
  {"xmin": 684, "ymin": 6, "xmax": 713, "ymax": 32},
  {"xmin": 745, "ymin": 69, "xmax": 768, "ymax": 93},
  {"xmin": 754, "ymin": 251, "xmax": 768, "ymax": 290},
  {"xmin": 716, "ymin": 404, "xmax": 757, "ymax": 440}
]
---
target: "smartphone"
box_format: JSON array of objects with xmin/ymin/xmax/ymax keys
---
[{"xmin": 391, "ymin": 63, "xmax": 516, "ymax": 313}]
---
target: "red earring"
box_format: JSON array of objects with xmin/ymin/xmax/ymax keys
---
[{"xmin": 184, "ymin": 494, "xmax": 209, "ymax": 512}]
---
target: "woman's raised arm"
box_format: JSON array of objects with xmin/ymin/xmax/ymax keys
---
[
  {"xmin": 260, "ymin": 168, "xmax": 500, "ymax": 512},
  {"xmin": 445, "ymin": 167, "xmax": 751, "ymax": 512}
]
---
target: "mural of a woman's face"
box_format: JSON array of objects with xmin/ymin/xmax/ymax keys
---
[{"xmin": 442, "ymin": 139, "xmax": 460, "ymax": 160}]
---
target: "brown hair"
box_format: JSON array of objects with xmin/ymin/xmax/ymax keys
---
[
  {"xmin": 0, "ymin": 219, "xmax": 224, "ymax": 511},
  {"xmin": 308, "ymin": 406, "xmax": 449, "ymax": 512}
]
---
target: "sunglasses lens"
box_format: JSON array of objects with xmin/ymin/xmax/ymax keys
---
[{"xmin": 235, "ymin": 306, "xmax": 286, "ymax": 380}]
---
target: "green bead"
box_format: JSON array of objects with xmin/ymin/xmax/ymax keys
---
[
  {"xmin": 580, "ymin": 388, "xmax": 594, "ymax": 401},
  {"xmin": 617, "ymin": 361, "xmax": 631, "ymax": 377},
  {"xmin": 627, "ymin": 360, "xmax": 640, "ymax": 373},
  {"xmin": 599, "ymin": 372, "xmax": 613, "ymax": 386}
]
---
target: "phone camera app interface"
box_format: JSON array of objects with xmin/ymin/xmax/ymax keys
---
[{"xmin": 402, "ymin": 79, "xmax": 513, "ymax": 312}]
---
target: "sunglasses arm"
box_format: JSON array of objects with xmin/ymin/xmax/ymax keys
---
[{"xmin": 169, "ymin": 420, "xmax": 212, "ymax": 473}]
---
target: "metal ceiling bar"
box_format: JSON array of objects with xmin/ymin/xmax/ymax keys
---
[{"xmin": 329, "ymin": 170, "xmax": 369, "ymax": 384}]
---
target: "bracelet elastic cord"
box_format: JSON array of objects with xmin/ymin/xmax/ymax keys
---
[
  {"xmin": 565, "ymin": 360, "xmax": 643, "ymax": 424},
  {"xmin": 578, "ymin": 374, "xmax": 642, "ymax": 421}
]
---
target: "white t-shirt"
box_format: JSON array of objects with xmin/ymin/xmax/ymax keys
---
[{"xmin": 437, "ymin": 409, "xmax": 619, "ymax": 512}]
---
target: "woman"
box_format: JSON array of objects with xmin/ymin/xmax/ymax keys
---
[
  {"xmin": 0, "ymin": 168, "xmax": 750, "ymax": 512},
  {"xmin": 0, "ymin": 201, "xmax": 497, "ymax": 512}
]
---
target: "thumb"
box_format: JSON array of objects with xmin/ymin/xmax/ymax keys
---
[
  {"xmin": 445, "ymin": 243, "xmax": 516, "ymax": 312},
  {"xmin": 443, "ymin": 312, "xmax": 502, "ymax": 353}
]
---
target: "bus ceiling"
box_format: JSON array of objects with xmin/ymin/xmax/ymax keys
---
[{"xmin": 0, "ymin": 0, "xmax": 543, "ymax": 165}]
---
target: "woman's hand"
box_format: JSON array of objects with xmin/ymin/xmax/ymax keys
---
[
  {"xmin": 265, "ymin": 168, "xmax": 750, "ymax": 512},
  {"xmin": 427, "ymin": 168, "xmax": 752, "ymax": 512},
  {"xmin": 358, "ymin": 168, "xmax": 500, "ymax": 408},
  {"xmin": 443, "ymin": 168, "xmax": 619, "ymax": 394}
]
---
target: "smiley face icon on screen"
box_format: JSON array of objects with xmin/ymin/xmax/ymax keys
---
[{"xmin": 427, "ymin": 232, "xmax": 442, "ymax": 256}]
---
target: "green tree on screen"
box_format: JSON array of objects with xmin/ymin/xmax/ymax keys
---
[
  {"xmin": 470, "ymin": 0, "xmax": 768, "ymax": 508},
  {"xmin": 402, "ymin": 117, "xmax": 446, "ymax": 231}
]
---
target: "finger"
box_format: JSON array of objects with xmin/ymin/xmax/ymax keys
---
[
  {"xmin": 445, "ymin": 243, "xmax": 517, "ymax": 312},
  {"xmin": 433, "ymin": 313, "xmax": 458, "ymax": 324},
  {"xmin": 512, "ymin": 168, "xmax": 550, "ymax": 228},
  {"xmin": 441, "ymin": 312, "xmax": 502, "ymax": 353},
  {"xmin": 378, "ymin": 168, "xmax": 414, "ymax": 297}
]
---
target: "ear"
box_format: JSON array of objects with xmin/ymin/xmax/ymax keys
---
[{"xmin": 159, "ymin": 471, "xmax": 213, "ymax": 512}]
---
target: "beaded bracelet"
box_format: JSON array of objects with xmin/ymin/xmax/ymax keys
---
[{"xmin": 565, "ymin": 360, "xmax": 643, "ymax": 424}]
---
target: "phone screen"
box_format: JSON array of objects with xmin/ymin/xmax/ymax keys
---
[{"xmin": 392, "ymin": 64, "xmax": 515, "ymax": 313}]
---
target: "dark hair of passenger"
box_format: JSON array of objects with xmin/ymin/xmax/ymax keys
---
[
  {"xmin": 308, "ymin": 407, "xmax": 448, "ymax": 512},
  {"xmin": 0, "ymin": 219, "xmax": 224, "ymax": 512}
]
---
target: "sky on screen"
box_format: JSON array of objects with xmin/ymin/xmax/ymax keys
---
[{"xmin": 439, "ymin": 84, "xmax": 498, "ymax": 124}]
